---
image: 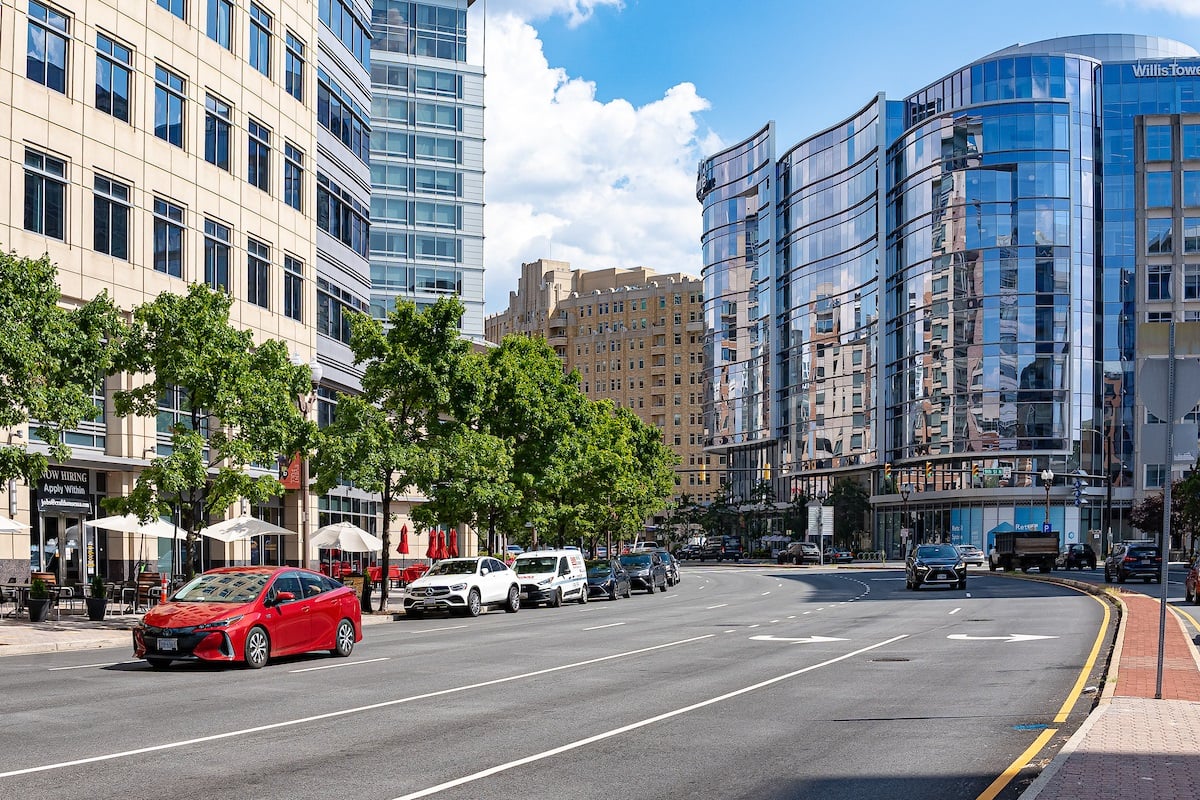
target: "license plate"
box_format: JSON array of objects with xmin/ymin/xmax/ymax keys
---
[
  {"xmin": 423, "ymin": 599, "xmax": 439, "ymax": 608},
  {"xmin": 158, "ymin": 638, "xmax": 177, "ymax": 651}
]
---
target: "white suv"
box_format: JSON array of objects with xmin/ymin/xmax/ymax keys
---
[{"xmin": 403, "ymin": 557, "xmax": 520, "ymax": 618}]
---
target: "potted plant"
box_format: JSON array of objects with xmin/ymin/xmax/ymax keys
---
[
  {"xmin": 86, "ymin": 575, "xmax": 108, "ymax": 621},
  {"xmin": 27, "ymin": 578, "xmax": 52, "ymax": 623}
]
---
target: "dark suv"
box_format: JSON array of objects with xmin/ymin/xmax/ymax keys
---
[
  {"xmin": 1104, "ymin": 541, "xmax": 1162, "ymax": 584},
  {"xmin": 701, "ymin": 537, "xmax": 743, "ymax": 561},
  {"xmin": 1058, "ymin": 543, "xmax": 1097, "ymax": 570}
]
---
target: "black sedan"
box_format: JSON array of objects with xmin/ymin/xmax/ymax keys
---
[
  {"xmin": 586, "ymin": 558, "xmax": 631, "ymax": 600},
  {"xmin": 618, "ymin": 552, "xmax": 668, "ymax": 593},
  {"xmin": 905, "ymin": 544, "xmax": 967, "ymax": 590},
  {"xmin": 655, "ymin": 550, "xmax": 680, "ymax": 586}
]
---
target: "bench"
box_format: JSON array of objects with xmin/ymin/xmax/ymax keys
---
[{"xmin": 135, "ymin": 572, "xmax": 163, "ymax": 611}]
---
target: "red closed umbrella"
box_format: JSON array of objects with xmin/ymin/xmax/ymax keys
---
[
  {"xmin": 435, "ymin": 529, "xmax": 447, "ymax": 560},
  {"xmin": 446, "ymin": 529, "xmax": 459, "ymax": 558},
  {"xmin": 425, "ymin": 530, "xmax": 437, "ymax": 560},
  {"xmin": 397, "ymin": 524, "xmax": 409, "ymax": 555}
]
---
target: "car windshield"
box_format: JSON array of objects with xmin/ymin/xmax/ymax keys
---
[
  {"xmin": 585, "ymin": 561, "xmax": 611, "ymax": 576},
  {"xmin": 173, "ymin": 571, "xmax": 270, "ymax": 603},
  {"xmin": 620, "ymin": 555, "xmax": 651, "ymax": 566},
  {"xmin": 515, "ymin": 557, "xmax": 557, "ymax": 572},
  {"xmin": 427, "ymin": 560, "xmax": 479, "ymax": 576},
  {"xmin": 958, "ymin": 546, "xmax": 981, "ymax": 553},
  {"xmin": 916, "ymin": 545, "xmax": 959, "ymax": 559}
]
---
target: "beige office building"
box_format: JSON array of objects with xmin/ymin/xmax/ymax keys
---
[
  {"xmin": 0, "ymin": 0, "xmax": 321, "ymax": 581},
  {"xmin": 486, "ymin": 258, "xmax": 717, "ymax": 506}
]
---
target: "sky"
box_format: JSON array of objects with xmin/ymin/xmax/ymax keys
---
[{"xmin": 476, "ymin": 0, "xmax": 1200, "ymax": 314}]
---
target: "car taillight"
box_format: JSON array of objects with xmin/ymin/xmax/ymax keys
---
[{"xmin": 1124, "ymin": 556, "xmax": 1137, "ymax": 562}]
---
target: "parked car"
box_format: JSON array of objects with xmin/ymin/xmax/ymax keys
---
[
  {"xmin": 824, "ymin": 548, "xmax": 854, "ymax": 564},
  {"xmin": 906, "ymin": 543, "xmax": 967, "ymax": 590},
  {"xmin": 586, "ymin": 558, "xmax": 631, "ymax": 600},
  {"xmin": 777, "ymin": 541, "xmax": 820, "ymax": 564},
  {"xmin": 133, "ymin": 566, "xmax": 362, "ymax": 670},
  {"xmin": 1057, "ymin": 543, "xmax": 1097, "ymax": 570},
  {"xmin": 403, "ymin": 556, "xmax": 521, "ymax": 617},
  {"xmin": 513, "ymin": 549, "xmax": 589, "ymax": 607},
  {"xmin": 630, "ymin": 540, "xmax": 660, "ymax": 553},
  {"xmin": 956, "ymin": 545, "xmax": 986, "ymax": 567},
  {"xmin": 1104, "ymin": 541, "xmax": 1162, "ymax": 584},
  {"xmin": 675, "ymin": 544, "xmax": 704, "ymax": 560},
  {"xmin": 701, "ymin": 536, "xmax": 743, "ymax": 561},
  {"xmin": 618, "ymin": 552, "xmax": 668, "ymax": 593},
  {"xmin": 1185, "ymin": 554, "xmax": 1200, "ymax": 604},
  {"xmin": 656, "ymin": 549, "xmax": 680, "ymax": 585}
]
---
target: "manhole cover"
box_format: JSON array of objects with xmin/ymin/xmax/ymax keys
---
[{"xmin": 870, "ymin": 657, "xmax": 910, "ymax": 662}]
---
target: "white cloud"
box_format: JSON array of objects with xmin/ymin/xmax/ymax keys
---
[
  {"xmin": 1119, "ymin": 0, "xmax": 1200, "ymax": 14},
  {"xmin": 478, "ymin": 5, "xmax": 722, "ymax": 313}
]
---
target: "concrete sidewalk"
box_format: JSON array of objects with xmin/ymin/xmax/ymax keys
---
[{"xmin": 1021, "ymin": 591, "xmax": 1200, "ymax": 800}]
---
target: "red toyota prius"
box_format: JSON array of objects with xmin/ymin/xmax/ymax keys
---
[{"xmin": 133, "ymin": 566, "xmax": 362, "ymax": 669}]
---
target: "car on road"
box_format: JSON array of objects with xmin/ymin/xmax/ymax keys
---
[
  {"xmin": 1185, "ymin": 555, "xmax": 1200, "ymax": 604},
  {"xmin": 675, "ymin": 544, "xmax": 704, "ymax": 560},
  {"xmin": 956, "ymin": 545, "xmax": 986, "ymax": 567},
  {"xmin": 619, "ymin": 552, "xmax": 668, "ymax": 593},
  {"xmin": 777, "ymin": 541, "xmax": 820, "ymax": 565},
  {"xmin": 585, "ymin": 558, "xmax": 631, "ymax": 600},
  {"xmin": 701, "ymin": 536, "xmax": 743, "ymax": 561},
  {"xmin": 656, "ymin": 549, "xmax": 680, "ymax": 585},
  {"xmin": 1104, "ymin": 541, "xmax": 1162, "ymax": 584},
  {"xmin": 133, "ymin": 566, "xmax": 362, "ymax": 670},
  {"xmin": 905, "ymin": 543, "xmax": 967, "ymax": 590},
  {"xmin": 513, "ymin": 549, "xmax": 589, "ymax": 607},
  {"xmin": 824, "ymin": 548, "xmax": 854, "ymax": 564},
  {"xmin": 403, "ymin": 556, "xmax": 521, "ymax": 617},
  {"xmin": 1057, "ymin": 543, "xmax": 1097, "ymax": 571}
]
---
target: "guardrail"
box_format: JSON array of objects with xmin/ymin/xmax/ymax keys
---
[{"xmin": 855, "ymin": 550, "xmax": 887, "ymax": 563}]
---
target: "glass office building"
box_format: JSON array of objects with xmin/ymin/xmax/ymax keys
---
[{"xmin": 698, "ymin": 34, "xmax": 1200, "ymax": 555}]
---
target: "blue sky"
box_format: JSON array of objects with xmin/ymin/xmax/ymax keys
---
[{"xmin": 480, "ymin": 0, "xmax": 1200, "ymax": 312}]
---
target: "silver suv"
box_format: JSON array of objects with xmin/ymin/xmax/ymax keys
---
[{"xmin": 777, "ymin": 541, "xmax": 820, "ymax": 565}]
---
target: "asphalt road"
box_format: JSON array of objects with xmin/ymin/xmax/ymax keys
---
[{"xmin": 0, "ymin": 565, "xmax": 1109, "ymax": 800}]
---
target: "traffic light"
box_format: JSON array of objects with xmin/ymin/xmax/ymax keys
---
[
  {"xmin": 971, "ymin": 463, "xmax": 980, "ymax": 480},
  {"xmin": 1073, "ymin": 479, "xmax": 1083, "ymax": 506},
  {"xmin": 884, "ymin": 462, "xmax": 892, "ymax": 480},
  {"xmin": 925, "ymin": 461, "xmax": 933, "ymax": 480}
]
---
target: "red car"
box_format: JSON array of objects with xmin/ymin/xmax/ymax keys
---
[{"xmin": 133, "ymin": 566, "xmax": 362, "ymax": 669}]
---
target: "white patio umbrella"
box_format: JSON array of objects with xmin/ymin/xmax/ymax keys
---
[
  {"xmin": 78, "ymin": 514, "xmax": 183, "ymax": 539},
  {"xmin": 196, "ymin": 515, "xmax": 296, "ymax": 543},
  {"xmin": 310, "ymin": 521, "xmax": 383, "ymax": 553},
  {"xmin": 0, "ymin": 516, "xmax": 29, "ymax": 532}
]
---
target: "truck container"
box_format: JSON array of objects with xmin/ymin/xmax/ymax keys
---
[{"xmin": 989, "ymin": 531, "xmax": 1058, "ymax": 573}]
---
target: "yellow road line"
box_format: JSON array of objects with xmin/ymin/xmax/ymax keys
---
[
  {"xmin": 1052, "ymin": 589, "xmax": 1111, "ymax": 723},
  {"xmin": 975, "ymin": 727, "xmax": 1058, "ymax": 800}
]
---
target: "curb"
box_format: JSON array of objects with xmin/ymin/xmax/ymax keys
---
[
  {"xmin": 1018, "ymin": 703, "xmax": 1111, "ymax": 800},
  {"xmin": 0, "ymin": 633, "xmax": 131, "ymax": 657}
]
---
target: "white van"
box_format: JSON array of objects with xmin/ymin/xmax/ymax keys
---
[{"xmin": 513, "ymin": 549, "xmax": 589, "ymax": 607}]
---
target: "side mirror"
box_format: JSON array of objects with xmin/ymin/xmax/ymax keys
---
[
  {"xmin": 274, "ymin": 591, "xmax": 295, "ymax": 603},
  {"xmin": 481, "ymin": 567, "xmax": 490, "ymax": 576}
]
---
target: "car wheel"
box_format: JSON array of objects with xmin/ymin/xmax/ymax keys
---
[
  {"xmin": 578, "ymin": 585, "xmax": 588, "ymax": 604},
  {"xmin": 1117, "ymin": 572, "xmax": 1127, "ymax": 584},
  {"xmin": 1103, "ymin": 569, "xmax": 1111, "ymax": 583},
  {"xmin": 957, "ymin": 579, "xmax": 967, "ymax": 590},
  {"xmin": 465, "ymin": 588, "xmax": 482, "ymax": 617},
  {"xmin": 549, "ymin": 588, "xmax": 562, "ymax": 608},
  {"xmin": 1193, "ymin": 589, "xmax": 1200, "ymax": 607},
  {"xmin": 623, "ymin": 584, "xmax": 632, "ymax": 599},
  {"xmin": 406, "ymin": 607, "xmax": 425, "ymax": 618},
  {"xmin": 1186, "ymin": 586, "xmax": 1193, "ymax": 603},
  {"xmin": 331, "ymin": 619, "xmax": 356, "ymax": 657},
  {"xmin": 608, "ymin": 585, "xmax": 617, "ymax": 601},
  {"xmin": 243, "ymin": 626, "xmax": 270, "ymax": 669},
  {"xmin": 503, "ymin": 585, "xmax": 520, "ymax": 613},
  {"xmin": 660, "ymin": 578, "xmax": 669, "ymax": 592},
  {"xmin": 146, "ymin": 657, "xmax": 172, "ymax": 670}
]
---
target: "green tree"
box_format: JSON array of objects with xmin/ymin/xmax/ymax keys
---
[
  {"xmin": 106, "ymin": 284, "xmax": 313, "ymax": 578},
  {"xmin": 828, "ymin": 478, "xmax": 871, "ymax": 549},
  {"xmin": 0, "ymin": 253, "xmax": 124, "ymax": 485},
  {"xmin": 310, "ymin": 297, "xmax": 468, "ymax": 607}
]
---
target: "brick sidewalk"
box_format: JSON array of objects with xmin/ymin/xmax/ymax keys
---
[{"xmin": 1023, "ymin": 590, "xmax": 1200, "ymax": 800}]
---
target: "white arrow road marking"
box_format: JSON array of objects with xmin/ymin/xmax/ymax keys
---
[
  {"xmin": 947, "ymin": 634, "xmax": 1058, "ymax": 643},
  {"xmin": 749, "ymin": 634, "xmax": 848, "ymax": 644}
]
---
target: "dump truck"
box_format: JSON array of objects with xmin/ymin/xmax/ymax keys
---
[{"xmin": 989, "ymin": 530, "xmax": 1058, "ymax": 573}]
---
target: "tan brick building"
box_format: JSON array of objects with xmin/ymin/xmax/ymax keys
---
[{"xmin": 486, "ymin": 258, "xmax": 718, "ymax": 506}]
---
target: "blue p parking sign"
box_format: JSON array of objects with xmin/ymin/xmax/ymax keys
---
[{"xmin": 1043, "ymin": 521, "xmax": 1052, "ymax": 533}]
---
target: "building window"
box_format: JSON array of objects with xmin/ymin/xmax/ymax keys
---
[
  {"xmin": 93, "ymin": 175, "xmax": 130, "ymax": 260},
  {"xmin": 1148, "ymin": 219, "xmax": 1173, "ymax": 254},
  {"xmin": 27, "ymin": 1, "xmax": 68, "ymax": 94},
  {"xmin": 204, "ymin": 218, "xmax": 231, "ymax": 290},
  {"xmin": 1185, "ymin": 264, "xmax": 1200, "ymax": 300},
  {"xmin": 284, "ymin": 142, "xmax": 303, "ymax": 211},
  {"xmin": 1186, "ymin": 218, "xmax": 1200, "ymax": 254},
  {"xmin": 316, "ymin": 172, "xmax": 369, "ymax": 258},
  {"xmin": 285, "ymin": 31, "xmax": 304, "ymax": 102},
  {"xmin": 153, "ymin": 198, "xmax": 184, "ymax": 277},
  {"xmin": 1146, "ymin": 463, "xmax": 1167, "ymax": 489},
  {"xmin": 320, "ymin": 0, "xmax": 370, "ymax": 69},
  {"xmin": 249, "ymin": 4, "xmax": 272, "ymax": 77},
  {"xmin": 1148, "ymin": 264, "xmax": 1172, "ymax": 301},
  {"xmin": 23, "ymin": 148, "xmax": 66, "ymax": 239},
  {"xmin": 157, "ymin": 0, "xmax": 185, "ymax": 19},
  {"xmin": 1147, "ymin": 172, "xmax": 1173, "ymax": 208},
  {"xmin": 283, "ymin": 254, "xmax": 303, "ymax": 322},
  {"xmin": 154, "ymin": 65, "xmax": 186, "ymax": 148},
  {"xmin": 96, "ymin": 34, "xmax": 131, "ymax": 121},
  {"xmin": 204, "ymin": 94, "xmax": 232, "ymax": 171},
  {"xmin": 247, "ymin": 237, "xmax": 269, "ymax": 308},
  {"xmin": 207, "ymin": 0, "xmax": 232, "ymax": 49},
  {"xmin": 1184, "ymin": 125, "xmax": 1200, "ymax": 161},
  {"xmin": 1146, "ymin": 125, "xmax": 1172, "ymax": 162},
  {"xmin": 248, "ymin": 118, "xmax": 270, "ymax": 192},
  {"xmin": 317, "ymin": 69, "xmax": 371, "ymax": 163}
]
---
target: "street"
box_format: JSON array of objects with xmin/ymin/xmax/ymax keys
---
[{"xmin": 0, "ymin": 565, "xmax": 1109, "ymax": 800}]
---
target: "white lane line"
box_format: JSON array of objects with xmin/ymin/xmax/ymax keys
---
[
  {"xmin": 583, "ymin": 623, "xmax": 626, "ymax": 631},
  {"xmin": 787, "ymin": 615, "xmax": 796, "ymax": 619},
  {"xmin": 390, "ymin": 635, "xmax": 910, "ymax": 800},
  {"xmin": 949, "ymin": 607, "xmax": 962, "ymax": 615},
  {"xmin": 403, "ymin": 625, "xmax": 468, "ymax": 635},
  {"xmin": 802, "ymin": 611, "xmax": 811, "ymax": 615},
  {"xmin": 0, "ymin": 633, "xmax": 715, "ymax": 779},
  {"xmin": 748, "ymin": 624, "xmax": 760, "ymax": 629},
  {"xmin": 47, "ymin": 661, "xmax": 138, "ymax": 671},
  {"xmin": 770, "ymin": 619, "xmax": 780, "ymax": 624},
  {"xmin": 760, "ymin": 591, "xmax": 771, "ymax": 596},
  {"xmin": 289, "ymin": 657, "xmax": 391, "ymax": 674},
  {"xmin": 723, "ymin": 629, "xmax": 737, "ymax": 633},
  {"xmin": 706, "ymin": 603, "xmax": 728, "ymax": 610}
]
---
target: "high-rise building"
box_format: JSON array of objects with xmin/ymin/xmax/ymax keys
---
[
  {"xmin": 698, "ymin": 34, "xmax": 1200, "ymax": 555},
  {"xmin": 486, "ymin": 259, "xmax": 716, "ymax": 504},
  {"xmin": 367, "ymin": 0, "xmax": 485, "ymax": 340},
  {"xmin": 0, "ymin": 0, "xmax": 327, "ymax": 581}
]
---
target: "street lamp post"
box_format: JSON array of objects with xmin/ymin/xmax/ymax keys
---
[
  {"xmin": 900, "ymin": 482, "xmax": 912, "ymax": 556},
  {"xmin": 291, "ymin": 353, "xmax": 322, "ymax": 570},
  {"xmin": 1040, "ymin": 468, "xmax": 1055, "ymax": 530}
]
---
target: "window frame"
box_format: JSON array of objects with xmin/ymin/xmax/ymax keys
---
[
  {"xmin": 154, "ymin": 65, "xmax": 186, "ymax": 148},
  {"xmin": 95, "ymin": 33, "xmax": 132, "ymax": 122},
  {"xmin": 248, "ymin": 117, "xmax": 271, "ymax": 192},
  {"xmin": 204, "ymin": 218, "xmax": 232, "ymax": 291},
  {"xmin": 27, "ymin": 0, "xmax": 69, "ymax": 94},
  {"xmin": 206, "ymin": 0, "xmax": 233, "ymax": 50},
  {"xmin": 246, "ymin": 237, "xmax": 270, "ymax": 309},
  {"xmin": 23, "ymin": 147, "xmax": 67, "ymax": 240},
  {"xmin": 285, "ymin": 31, "xmax": 305, "ymax": 102},
  {"xmin": 249, "ymin": 3, "xmax": 272, "ymax": 77},
  {"xmin": 93, "ymin": 174, "xmax": 131, "ymax": 260},
  {"xmin": 153, "ymin": 197, "xmax": 185, "ymax": 278},
  {"xmin": 204, "ymin": 93, "xmax": 233, "ymax": 171}
]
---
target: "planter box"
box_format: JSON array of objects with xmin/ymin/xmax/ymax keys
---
[
  {"xmin": 85, "ymin": 596, "xmax": 108, "ymax": 621},
  {"xmin": 27, "ymin": 597, "xmax": 52, "ymax": 623}
]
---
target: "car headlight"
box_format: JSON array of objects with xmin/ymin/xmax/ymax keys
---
[
  {"xmin": 915, "ymin": 563, "xmax": 929, "ymax": 572},
  {"xmin": 196, "ymin": 615, "xmax": 243, "ymax": 631},
  {"xmin": 536, "ymin": 578, "xmax": 551, "ymax": 587},
  {"xmin": 448, "ymin": 583, "xmax": 468, "ymax": 592},
  {"xmin": 956, "ymin": 563, "xmax": 965, "ymax": 570}
]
